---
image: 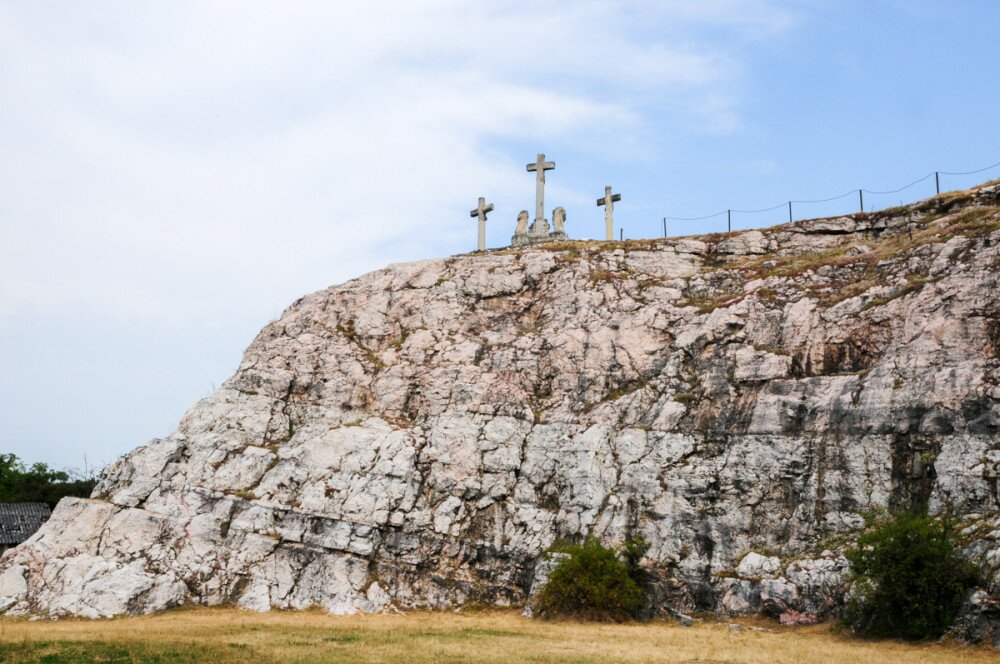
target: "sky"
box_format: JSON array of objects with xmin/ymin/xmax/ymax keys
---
[{"xmin": 1, "ymin": 0, "xmax": 999, "ymax": 469}]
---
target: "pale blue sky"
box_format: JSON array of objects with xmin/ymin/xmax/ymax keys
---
[{"xmin": 2, "ymin": 1, "xmax": 999, "ymax": 468}]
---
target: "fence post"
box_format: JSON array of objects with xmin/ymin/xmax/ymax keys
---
[
  {"xmin": 788, "ymin": 201, "xmax": 792, "ymax": 223},
  {"xmin": 727, "ymin": 209, "xmax": 731, "ymax": 233},
  {"xmin": 619, "ymin": 228, "xmax": 623, "ymax": 241},
  {"xmin": 935, "ymin": 171, "xmax": 940, "ymax": 195},
  {"xmin": 859, "ymin": 189, "xmax": 864, "ymax": 213},
  {"xmin": 662, "ymin": 217, "xmax": 666, "ymax": 238}
]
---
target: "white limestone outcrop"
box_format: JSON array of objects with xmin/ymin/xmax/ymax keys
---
[{"xmin": 2, "ymin": 187, "xmax": 999, "ymax": 641}]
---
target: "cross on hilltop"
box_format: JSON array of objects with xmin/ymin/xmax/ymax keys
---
[
  {"xmin": 596, "ymin": 186, "xmax": 621, "ymax": 241},
  {"xmin": 467, "ymin": 153, "xmax": 623, "ymax": 250},
  {"xmin": 469, "ymin": 196, "xmax": 493, "ymax": 251},
  {"xmin": 511, "ymin": 153, "xmax": 569, "ymax": 247},
  {"xmin": 526, "ymin": 153, "xmax": 555, "ymax": 232}
]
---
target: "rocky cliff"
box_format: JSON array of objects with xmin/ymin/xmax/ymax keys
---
[{"xmin": 2, "ymin": 185, "xmax": 999, "ymax": 638}]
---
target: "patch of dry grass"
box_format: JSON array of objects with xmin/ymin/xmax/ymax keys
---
[
  {"xmin": 493, "ymin": 238, "xmax": 671, "ymax": 258},
  {"xmin": 0, "ymin": 607, "xmax": 995, "ymax": 664},
  {"xmin": 589, "ymin": 269, "xmax": 629, "ymax": 284},
  {"xmin": 716, "ymin": 205, "xmax": 1000, "ymax": 308},
  {"xmin": 677, "ymin": 292, "xmax": 743, "ymax": 314}
]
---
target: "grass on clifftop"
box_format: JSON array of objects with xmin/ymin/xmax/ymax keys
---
[
  {"xmin": 735, "ymin": 205, "xmax": 1000, "ymax": 280},
  {"xmin": 1, "ymin": 607, "xmax": 996, "ymax": 664}
]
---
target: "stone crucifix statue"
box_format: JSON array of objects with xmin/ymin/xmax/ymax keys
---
[
  {"xmin": 526, "ymin": 153, "xmax": 555, "ymax": 236},
  {"xmin": 469, "ymin": 196, "xmax": 494, "ymax": 251},
  {"xmin": 596, "ymin": 185, "xmax": 621, "ymax": 241}
]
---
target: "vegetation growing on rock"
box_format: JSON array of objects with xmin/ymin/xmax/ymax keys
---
[
  {"xmin": 843, "ymin": 510, "xmax": 980, "ymax": 640},
  {"xmin": 534, "ymin": 537, "xmax": 648, "ymax": 622}
]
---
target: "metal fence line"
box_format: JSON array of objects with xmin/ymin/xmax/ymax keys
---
[
  {"xmin": 862, "ymin": 172, "xmax": 935, "ymax": 196},
  {"xmin": 940, "ymin": 160, "xmax": 1000, "ymax": 176},
  {"xmin": 791, "ymin": 190, "xmax": 857, "ymax": 204},
  {"xmin": 658, "ymin": 159, "xmax": 1000, "ymax": 237}
]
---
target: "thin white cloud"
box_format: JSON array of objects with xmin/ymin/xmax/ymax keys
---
[{"xmin": 0, "ymin": 0, "xmax": 794, "ymax": 324}]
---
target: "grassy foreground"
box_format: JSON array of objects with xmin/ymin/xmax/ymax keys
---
[{"xmin": 0, "ymin": 607, "xmax": 994, "ymax": 663}]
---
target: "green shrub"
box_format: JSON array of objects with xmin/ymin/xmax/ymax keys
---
[
  {"xmin": 621, "ymin": 536, "xmax": 651, "ymax": 588},
  {"xmin": 534, "ymin": 536, "xmax": 646, "ymax": 622},
  {"xmin": 843, "ymin": 510, "xmax": 980, "ymax": 640}
]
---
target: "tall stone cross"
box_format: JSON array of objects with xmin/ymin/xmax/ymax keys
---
[
  {"xmin": 526, "ymin": 153, "xmax": 555, "ymax": 228},
  {"xmin": 596, "ymin": 186, "xmax": 621, "ymax": 241},
  {"xmin": 469, "ymin": 196, "xmax": 494, "ymax": 251}
]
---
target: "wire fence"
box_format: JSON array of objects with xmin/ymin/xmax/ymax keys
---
[{"xmin": 656, "ymin": 159, "xmax": 1000, "ymax": 237}]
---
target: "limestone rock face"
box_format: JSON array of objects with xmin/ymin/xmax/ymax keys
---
[
  {"xmin": 2, "ymin": 188, "xmax": 1000, "ymax": 640},
  {"xmin": 951, "ymin": 590, "xmax": 1000, "ymax": 647}
]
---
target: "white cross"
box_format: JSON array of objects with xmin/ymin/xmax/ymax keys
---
[
  {"xmin": 525, "ymin": 153, "xmax": 555, "ymax": 225},
  {"xmin": 596, "ymin": 186, "xmax": 621, "ymax": 241},
  {"xmin": 469, "ymin": 196, "xmax": 494, "ymax": 251}
]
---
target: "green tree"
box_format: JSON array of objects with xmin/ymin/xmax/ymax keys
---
[
  {"xmin": 0, "ymin": 453, "xmax": 98, "ymax": 509},
  {"xmin": 843, "ymin": 510, "xmax": 980, "ymax": 640},
  {"xmin": 534, "ymin": 537, "xmax": 646, "ymax": 622}
]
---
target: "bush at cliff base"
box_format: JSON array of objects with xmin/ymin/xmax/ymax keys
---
[
  {"xmin": 843, "ymin": 510, "xmax": 980, "ymax": 640},
  {"xmin": 534, "ymin": 537, "xmax": 647, "ymax": 622}
]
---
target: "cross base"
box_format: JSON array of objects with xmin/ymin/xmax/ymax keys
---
[
  {"xmin": 529, "ymin": 218, "xmax": 550, "ymax": 236},
  {"xmin": 511, "ymin": 230, "xmax": 569, "ymax": 247}
]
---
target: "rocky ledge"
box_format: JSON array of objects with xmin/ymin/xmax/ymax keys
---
[{"xmin": 2, "ymin": 185, "xmax": 999, "ymax": 643}]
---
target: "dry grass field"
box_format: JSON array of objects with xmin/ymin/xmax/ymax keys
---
[{"xmin": 0, "ymin": 607, "xmax": 995, "ymax": 663}]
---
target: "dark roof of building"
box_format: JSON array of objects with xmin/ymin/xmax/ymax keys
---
[{"xmin": 0, "ymin": 502, "xmax": 51, "ymax": 545}]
